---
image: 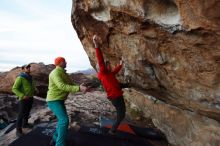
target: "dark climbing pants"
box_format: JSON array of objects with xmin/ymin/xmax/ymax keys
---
[
  {"xmin": 109, "ymin": 96, "xmax": 126, "ymax": 132},
  {"xmin": 120, "ymin": 83, "xmax": 130, "ymax": 89},
  {"xmin": 16, "ymin": 98, "xmax": 33, "ymax": 131}
]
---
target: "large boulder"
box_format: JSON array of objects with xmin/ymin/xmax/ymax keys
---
[
  {"xmin": 0, "ymin": 63, "xmax": 55, "ymax": 98},
  {"xmin": 71, "ymin": 0, "xmax": 220, "ymax": 145},
  {"xmin": 0, "ymin": 63, "xmax": 99, "ymax": 98}
]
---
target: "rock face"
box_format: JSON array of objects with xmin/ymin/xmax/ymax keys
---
[
  {"xmin": 0, "ymin": 63, "xmax": 55, "ymax": 98},
  {"xmin": 71, "ymin": 0, "xmax": 220, "ymax": 145}
]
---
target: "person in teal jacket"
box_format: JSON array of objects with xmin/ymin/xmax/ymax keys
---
[
  {"xmin": 12, "ymin": 64, "xmax": 36, "ymax": 137},
  {"xmin": 47, "ymin": 57, "xmax": 87, "ymax": 146}
]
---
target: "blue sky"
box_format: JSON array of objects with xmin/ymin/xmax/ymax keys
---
[{"xmin": 0, "ymin": 0, "xmax": 91, "ymax": 72}]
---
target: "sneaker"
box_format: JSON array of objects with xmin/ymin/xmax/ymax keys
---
[
  {"xmin": 108, "ymin": 130, "xmax": 116, "ymax": 135},
  {"xmin": 23, "ymin": 123, "xmax": 33, "ymax": 128},
  {"xmin": 16, "ymin": 130, "xmax": 23, "ymax": 137}
]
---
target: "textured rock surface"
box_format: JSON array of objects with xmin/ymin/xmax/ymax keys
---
[
  {"xmin": 71, "ymin": 0, "xmax": 220, "ymax": 145},
  {"xmin": 0, "ymin": 92, "xmax": 112, "ymax": 146},
  {"xmin": 124, "ymin": 88, "xmax": 220, "ymax": 146},
  {"xmin": 1, "ymin": 91, "xmax": 169, "ymax": 146},
  {"xmin": 0, "ymin": 94, "xmax": 18, "ymax": 122}
]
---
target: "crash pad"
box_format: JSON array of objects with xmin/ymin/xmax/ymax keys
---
[
  {"xmin": 99, "ymin": 116, "xmax": 163, "ymax": 140},
  {"xmin": 9, "ymin": 124, "xmax": 152, "ymax": 146}
]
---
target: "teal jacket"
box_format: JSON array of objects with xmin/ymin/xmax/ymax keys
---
[
  {"xmin": 12, "ymin": 72, "xmax": 35, "ymax": 100},
  {"xmin": 46, "ymin": 66, "xmax": 80, "ymax": 101}
]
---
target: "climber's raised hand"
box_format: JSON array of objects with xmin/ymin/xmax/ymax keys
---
[{"xmin": 93, "ymin": 35, "xmax": 99, "ymax": 48}]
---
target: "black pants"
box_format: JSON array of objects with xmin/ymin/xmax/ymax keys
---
[
  {"xmin": 16, "ymin": 98, "xmax": 33, "ymax": 131},
  {"xmin": 109, "ymin": 96, "xmax": 126, "ymax": 132}
]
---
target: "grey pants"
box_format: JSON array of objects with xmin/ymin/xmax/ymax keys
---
[
  {"xmin": 16, "ymin": 98, "xmax": 33, "ymax": 131},
  {"xmin": 109, "ymin": 96, "xmax": 126, "ymax": 132}
]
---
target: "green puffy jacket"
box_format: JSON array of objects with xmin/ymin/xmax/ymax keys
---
[
  {"xmin": 46, "ymin": 66, "xmax": 80, "ymax": 101},
  {"xmin": 12, "ymin": 73, "xmax": 35, "ymax": 100}
]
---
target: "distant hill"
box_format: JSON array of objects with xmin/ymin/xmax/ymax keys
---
[{"xmin": 75, "ymin": 68, "xmax": 96, "ymax": 75}]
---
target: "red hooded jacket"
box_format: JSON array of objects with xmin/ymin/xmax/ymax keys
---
[{"xmin": 96, "ymin": 48, "xmax": 123, "ymax": 99}]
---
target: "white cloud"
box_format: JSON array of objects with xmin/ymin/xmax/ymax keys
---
[{"xmin": 0, "ymin": 0, "xmax": 92, "ymax": 72}]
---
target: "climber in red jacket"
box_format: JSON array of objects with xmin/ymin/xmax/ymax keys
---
[{"xmin": 93, "ymin": 35, "xmax": 126, "ymax": 135}]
